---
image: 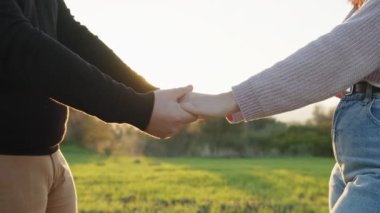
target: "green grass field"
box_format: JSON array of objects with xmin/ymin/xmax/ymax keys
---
[{"xmin": 61, "ymin": 145, "xmax": 335, "ymax": 213}]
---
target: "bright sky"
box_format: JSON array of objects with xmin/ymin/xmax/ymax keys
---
[{"xmin": 65, "ymin": 0, "xmax": 353, "ymax": 123}]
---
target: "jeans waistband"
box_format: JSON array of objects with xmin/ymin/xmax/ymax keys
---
[
  {"xmin": 343, "ymin": 92, "xmax": 380, "ymax": 101},
  {"xmin": 343, "ymin": 82, "xmax": 380, "ymax": 101}
]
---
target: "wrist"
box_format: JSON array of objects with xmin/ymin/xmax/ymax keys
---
[{"xmin": 220, "ymin": 91, "xmax": 239, "ymax": 114}]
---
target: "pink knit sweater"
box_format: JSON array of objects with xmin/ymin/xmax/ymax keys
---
[{"xmin": 231, "ymin": 0, "xmax": 380, "ymax": 122}]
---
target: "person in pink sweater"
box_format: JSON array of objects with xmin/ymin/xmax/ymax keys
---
[{"xmin": 181, "ymin": 0, "xmax": 380, "ymax": 212}]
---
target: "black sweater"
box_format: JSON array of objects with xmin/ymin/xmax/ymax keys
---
[{"xmin": 0, "ymin": 0, "xmax": 156, "ymax": 155}]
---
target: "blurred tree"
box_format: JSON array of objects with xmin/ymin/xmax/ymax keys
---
[
  {"xmin": 64, "ymin": 105, "xmax": 335, "ymax": 157},
  {"xmin": 307, "ymin": 105, "xmax": 335, "ymax": 129},
  {"xmin": 274, "ymin": 125, "xmax": 332, "ymax": 156},
  {"xmin": 64, "ymin": 109, "xmax": 145, "ymax": 156}
]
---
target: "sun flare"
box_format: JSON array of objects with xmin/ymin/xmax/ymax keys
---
[{"xmin": 65, "ymin": 0, "xmax": 351, "ymax": 122}]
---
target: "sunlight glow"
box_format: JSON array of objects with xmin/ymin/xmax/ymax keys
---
[{"xmin": 64, "ymin": 0, "xmax": 352, "ymax": 123}]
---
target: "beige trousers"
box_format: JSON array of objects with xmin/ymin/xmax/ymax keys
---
[{"xmin": 0, "ymin": 150, "xmax": 77, "ymax": 213}]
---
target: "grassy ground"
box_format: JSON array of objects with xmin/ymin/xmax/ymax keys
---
[{"xmin": 61, "ymin": 145, "xmax": 334, "ymax": 213}]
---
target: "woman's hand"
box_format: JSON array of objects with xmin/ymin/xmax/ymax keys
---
[
  {"xmin": 335, "ymin": 92, "xmax": 344, "ymax": 99},
  {"xmin": 180, "ymin": 91, "xmax": 240, "ymax": 119}
]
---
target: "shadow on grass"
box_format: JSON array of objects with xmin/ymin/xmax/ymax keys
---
[{"xmin": 158, "ymin": 157, "xmax": 333, "ymax": 213}]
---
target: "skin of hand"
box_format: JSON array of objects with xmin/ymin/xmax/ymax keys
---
[
  {"xmin": 225, "ymin": 111, "xmax": 244, "ymax": 124},
  {"xmin": 145, "ymin": 85, "xmax": 198, "ymax": 139},
  {"xmin": 335, "ymin": 92, "xmax": 344, "ymax": 99},
  {"xmin": 180, "ymin": 91, "xmax": 240, "ymax": 119}
]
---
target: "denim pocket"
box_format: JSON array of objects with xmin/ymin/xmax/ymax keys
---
[{"xmin": 367, "ymin": 99, "xmax": 380, "ymax": 126}]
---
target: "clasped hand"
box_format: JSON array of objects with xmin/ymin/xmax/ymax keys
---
[{"xmin": 145, "ymin": 85, "xmax": 240, "ymax": 139}]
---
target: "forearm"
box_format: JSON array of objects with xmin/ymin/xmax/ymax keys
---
[
  {"xmin": 180, "ymin": 91, "xmax": 239, "ymax": 119},
  {"xmin": 0, "ymin": 0, "xmax": 154, "ymax": 129},
  {"xmin": 232, "ymin": 0, "xmax": 380, "ymax": 121}
]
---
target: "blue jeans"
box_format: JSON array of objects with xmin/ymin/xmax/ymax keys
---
[{"xmin": 329, "ymin": 89, "xmax": 380, "ymax": 212}]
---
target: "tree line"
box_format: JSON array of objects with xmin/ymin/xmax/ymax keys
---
[{"xmin": 64, "ymin": 105, "xmax": 335, "ymax": 157}]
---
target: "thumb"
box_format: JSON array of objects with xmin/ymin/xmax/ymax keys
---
[{"xmin": 173, "ymin": 85, "xmax": 193, "ymax": 99}]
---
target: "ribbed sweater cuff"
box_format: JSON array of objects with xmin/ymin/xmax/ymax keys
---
[
  {"xmin": 231, "ymin": 79, "xmax": 265, "ymax": 121},
  {"xmin": 118, "ymin": 91, "xmax": 155, "ymax": 131}
]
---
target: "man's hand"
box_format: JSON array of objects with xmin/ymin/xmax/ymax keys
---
[
  {"xmin": 145, "ymin": 85, "xmax": 197, "ymax": 139},
  {"xmin": 180, "ymin": 91, "xmax": 240, "ymax": 119}
]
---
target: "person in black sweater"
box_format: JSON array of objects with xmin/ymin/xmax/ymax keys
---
[{"xmin": 0, "ymin": 0, "xmax": 196, "ymax": 212}]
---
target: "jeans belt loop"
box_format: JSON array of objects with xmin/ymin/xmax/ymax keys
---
[{"xmin": 365, "ymin": 83, "xmax": 373, "ymax": 103}]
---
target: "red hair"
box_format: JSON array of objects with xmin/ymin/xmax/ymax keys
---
[{"xmin": 352, "ymin": 0, "xmax": 365, "ymax": 8}]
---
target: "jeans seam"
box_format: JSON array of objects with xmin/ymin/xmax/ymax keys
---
[
  {"xmin": 332, "ymin": 100, "xmax": 345, "ymax": 129},
  {"xmin": 48, "ymin": 154, "xmax": 56, "ymax": 192},
  {"xmin": 332, "ymin": 103, "xmax": 344, "ymax": 166}
]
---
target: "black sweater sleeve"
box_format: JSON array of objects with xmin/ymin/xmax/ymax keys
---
[
  {"xmin": 0, "ymin": 0, "xmax": 154, "ymax": 130},
  {"xmin": 57, "ymin": 0, "xmax": 157, "ymax": 93}
]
